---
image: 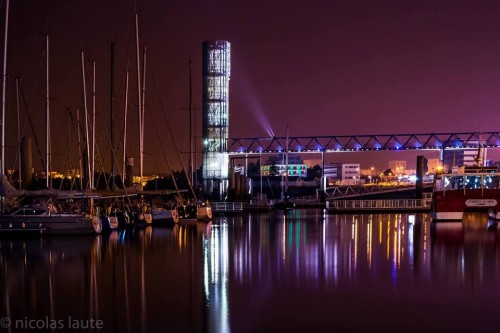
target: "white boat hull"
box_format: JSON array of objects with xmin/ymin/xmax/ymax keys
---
[
  {"xmin": 197, "ymin": 206, "xmax": 212, "ymax": 221},
  {"xmin": 0, "ymin": 213, "xmax": 100, "ymax": 235},
  {"xmin": 152, "ymin": 208, "xmax": 179, "ymax": 224}
]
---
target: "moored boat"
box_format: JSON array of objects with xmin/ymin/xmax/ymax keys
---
[
  {"xmin": 0, "ymin": 203, "xmax": 101, "ymax": 235},
  {"xmin": 100, "ymin": 215, "xmax": 119, "ymax": 233},
  {"xmin": 197, "ymin": 203, "xmax": 212, "ymax": 221},
  {"xmin": 0, "ymin": 176, "xmax": 102, "ymax": 235},
  {"xmin": 133, "ymin": 210, "xmax": 153, "ymax": 227},
  {"xmin": 178, "ymin": 201, "xmax": 212, "ymax": 222},
  {"xmin": 151, "ymin": 207, "xmax": 179, "ymax": 224},
  {"xmin": 431, "ymin": 166, "xmax": 500, "ymax": 222}
]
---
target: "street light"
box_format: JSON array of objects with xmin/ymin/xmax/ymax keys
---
[{"xmin": 436, "ymin": 165, "xmax": 444, "ymax": 175}]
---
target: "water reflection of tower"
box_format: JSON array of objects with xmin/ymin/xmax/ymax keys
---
[{"xmin": 203, "ymin": 221, "xmax": 231, "ymax": 333}]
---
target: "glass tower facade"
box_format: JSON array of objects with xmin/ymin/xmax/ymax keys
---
[{"xmin": 202, "ymin": 40, "xmax": 230, "ymax": 198}]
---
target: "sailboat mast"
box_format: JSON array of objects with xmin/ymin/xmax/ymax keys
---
[
  {"xmin": 189, "ymin": 60, "xmax": 193, "ymax": 186},
  {"xmin": 194, "ymin": 104, "xmax": 197, "ymax": 186},
  {"xmin": 15, "ymin": 77, "xmax": 20, "ymax": 189},
  {"xmin": 110, "ymin": 42, "xmax": 115, "ymax": 189},
  {"xmin": 67, "ymin": 109, "xmax": 75, "ymax": 189},
  {"xmin": 477, "ymin": 130, "xmax": 485, "ymax": 169},
  {"xmin": 92, "ymin": 59, "xmax": 96, "ymax": 189},
  {"xmin": 285, "ymin": 125, "xmax": 289, "ymax": 197},
  {"xmin": 123, "ymin": 69, "xmax": 129, "ymax": 185},
  {"xmin": 1, "ymin": 0, "xmax": 9, "ymax": 176},
  {"xmin": 135, "ymin": 12, "xmax": 143, "ymax": 186},
  {"xmin": 76, "ymin": 108, "xmax": 83, "ymax": 189},
  {"xmin": 141, "ymin": 46, "xmax": 146, "ymax": 185},
  {"xmin": 46, "ymin": 33, "xmax": 51, "ymax": 188},
  {"xmin": 81, "ymin": 50, "xmax": 90, "ymax": 189}
]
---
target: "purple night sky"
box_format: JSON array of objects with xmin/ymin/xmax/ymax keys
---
[{"xmin": 4, "ymin": 0, "xmax": 500, "ymax": 174}]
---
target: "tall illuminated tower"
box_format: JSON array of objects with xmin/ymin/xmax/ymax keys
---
[{"xmin": 202, "ymin": 40, "xmax": 230, "ymax": 198}]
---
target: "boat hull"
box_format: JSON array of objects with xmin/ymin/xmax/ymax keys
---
[
  {"xmin": 432, "ymin": 189, "xmax": 500, "ymax": 222},
  {"xmin": 100, "ymin": 216, "xmax": 119, "ymax": 233},
  {"xmin": 133, "ymin": 212, "xmax": 153, "ymax": 227},
  {"xmin": 178, "ymin": 204, "xmax": 212, "ymax": 222},
  {"xmin": 152, "ymin": 208, "xmax": 179, "ymax": 224},
  {"xmin": 197, "ymin": 206, "xmax": 212, "ymax": 221},
  {"xmin": 0, "ymin": 214, "xmax": 99, "ymax": 235}
]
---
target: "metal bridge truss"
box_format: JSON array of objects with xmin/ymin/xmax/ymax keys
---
[{"xmin": 226, "ymin": 131, "xmax": 500, "ymax": 155}]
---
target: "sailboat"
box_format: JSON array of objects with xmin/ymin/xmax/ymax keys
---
[
  {"xmin": 130, "ymin": 13, "xmax": 179, "ymax": 225},
  {"xmin": 176, "ymin": 60, "xmax": 211, "ymax": 222},
  {"xmin": 129, "ymin": 17, "xmax": 212, "ymax": 220},
  {"xmin": 0, "ymin": 175, "xmax": 102, "ymax": 234},
  {"xmin": 0, "ymin": 6, "xmax": 102, "ymax": 235}
]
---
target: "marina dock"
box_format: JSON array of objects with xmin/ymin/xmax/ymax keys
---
[
  {"xmin": 211, "ymin": 201, "xmax": 245, "ymax": 214},
  {"xmin": 212, "ymin": 197, "xmax": 432, "ymax": 214},
  {"xmin": 326, "ymin": 198, "xmax": 431, "ymax": 213}
]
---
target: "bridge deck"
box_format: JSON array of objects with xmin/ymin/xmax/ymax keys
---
[{"xmin": 227, "ymin": 131, "xmax": 500, "ymax": 154}]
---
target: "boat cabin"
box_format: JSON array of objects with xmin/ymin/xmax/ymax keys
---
[{"xmin": 434, "ymin": 173, "xmax": 500, "ymax": 192}]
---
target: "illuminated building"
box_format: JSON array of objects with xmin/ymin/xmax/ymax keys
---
[
  {"xmin": 426, "ymin": 158, "xmax": 441, "ymax": 174},
  {"xmin": 341, "ymin": 163, "xmax": 360, "ymax": 185},
  {"xmin": 260, "ymin": 156, "xmax": 307, "ymax": 177},
  {"xmin": 324, "ymin": 163, "xmax": 360, "ymax": 185},
  {"xmin": 388, "ymin": 160, "xmax": 406, "ymax": 172},
  {"xmin": 202, "ymin": 40, "xmax": 230, "ymax": 198}
]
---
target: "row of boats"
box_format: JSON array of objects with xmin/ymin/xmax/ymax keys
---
[
  {"xmin": 5, "ymin": 163, "xmax": 500, "ymax": 235},
  {"xmin": 0, "ymin": 176, "xmax": 212, "ymax": 235}
]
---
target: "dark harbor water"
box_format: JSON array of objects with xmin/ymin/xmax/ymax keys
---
[{"xmin": 1, "ymin": 209, "xmax": 500, "ymax": 332}]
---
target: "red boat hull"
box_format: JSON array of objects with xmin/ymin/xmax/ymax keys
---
[{"xmin": 432, "ymin": 189, "xmax": 500, "ymax": 221}]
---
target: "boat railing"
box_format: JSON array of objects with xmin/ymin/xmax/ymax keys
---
[
  {"xmin": 248, "ymin": 199, "xmax": 275, "ymax": 206},
  {"xmin": 211, "ymin": 201, "xmax": 244, "ymax": 211},
  {"xmin": 290, "ymin": 195, "xmax": 320, "ymax": 205},
  {"xmin": 328, "ymin": 199, "xmax": 430, "ymax": 210},
  {"xmin": 12, "ymin": 208, "xmax": 46, "ymax": 216}
]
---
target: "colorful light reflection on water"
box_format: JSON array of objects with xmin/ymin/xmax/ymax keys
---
[{"xmin": 1, "ymin": 210, "xmax": 500, "ymax": 332}]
